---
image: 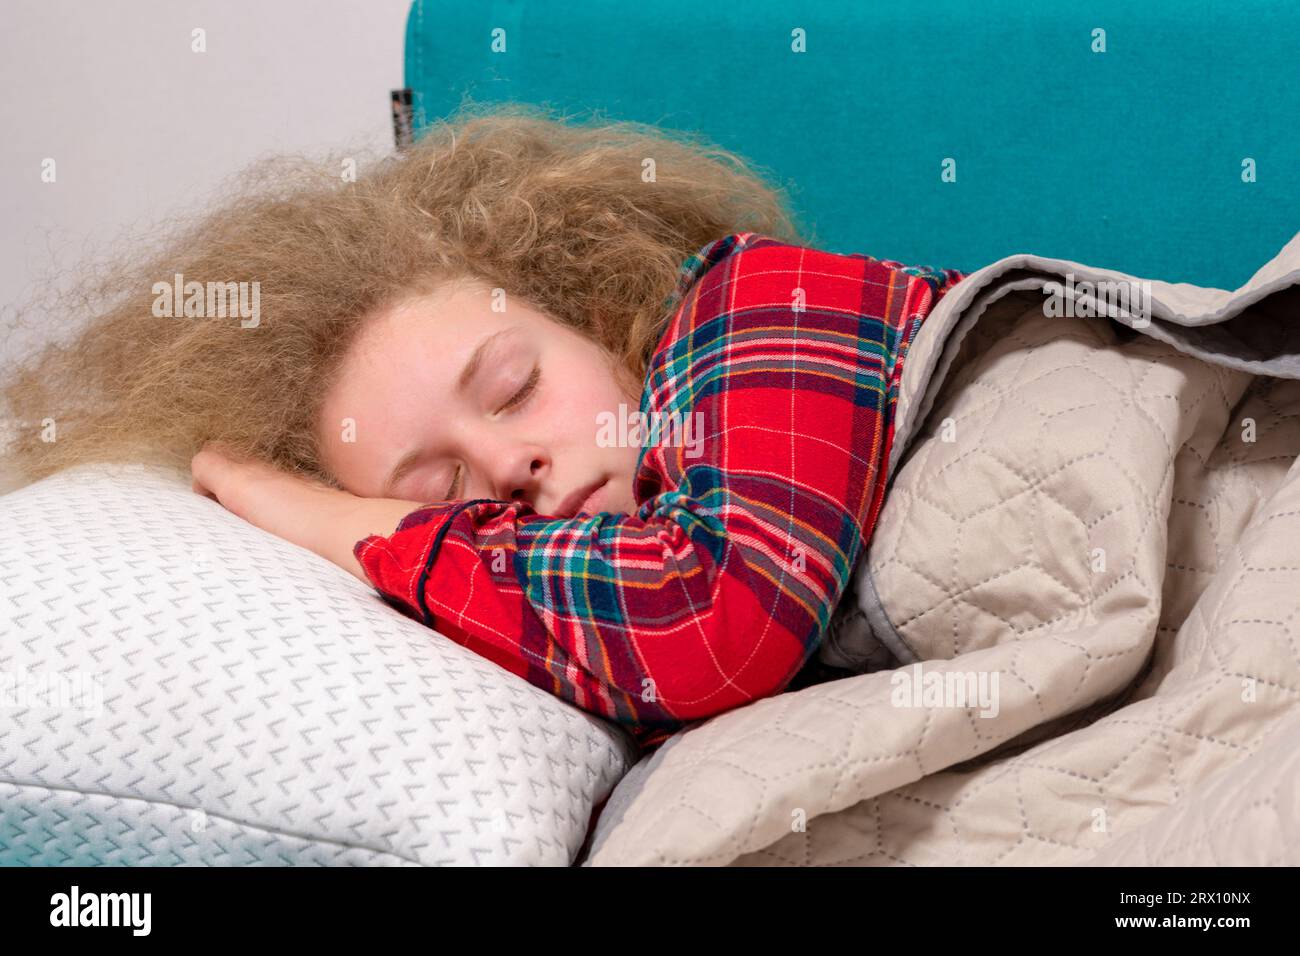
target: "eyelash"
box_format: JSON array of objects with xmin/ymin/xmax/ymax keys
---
[
  {"xmin": 440, "ymin": 364, "xmax": 540, "ymax": 499},
  {"xmin": 500, "ymin": 364, "xmax": 540, "ymax": 413}
]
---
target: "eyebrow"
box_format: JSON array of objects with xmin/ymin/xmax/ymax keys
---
[
  {"xmin": 379, "ymin": 326, "xmax": 517, "ymax": 498},
  {"xmin": 456, "ymin": 326, "xmax": 516, "ymax": 395},
  {"xmin": 380, "ymin": 447, "xmax": 425, "ymax": 499}
]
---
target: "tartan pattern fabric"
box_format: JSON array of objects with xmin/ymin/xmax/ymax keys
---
[{"xmin": 353, "ymin": 233, "xmax": 966, "ymax": 750}]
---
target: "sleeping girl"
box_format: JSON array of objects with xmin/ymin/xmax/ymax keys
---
[{"xmin": 1, "ymin": 103, "xmax": 965, "ymax": 751}]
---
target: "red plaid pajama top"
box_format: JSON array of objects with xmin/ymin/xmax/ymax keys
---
[{"xmin": 353, "ymin": 233, "xmax": 966, "ymax": 750}]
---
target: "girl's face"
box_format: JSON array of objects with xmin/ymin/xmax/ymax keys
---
[{"xmin": 318, "ymin": 277, "xmax": 643, "ymax": 518}]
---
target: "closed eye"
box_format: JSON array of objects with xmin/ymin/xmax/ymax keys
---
[
  {"xmin": 440, "ymin": 365, "xmax": 540, "ymax": 500},
  {"xmin": 441, "ymin": 467, "xmax": 461, "ymax": 500},
  {"xmin": 499, "ymin": 364, "xmax": 540, "ymax": 413}
]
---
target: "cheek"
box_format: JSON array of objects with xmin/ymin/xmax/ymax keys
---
[
  {"xmin": 612, "ymin": 441, "xmax": 643, "ymax": 478},
  {"xmin": 550, "ymin": 387, "xmax": 603, "ymax": 451},
  {"xmin": 546, "ymin": 360, "xmax": 629, "ymax": 439}
]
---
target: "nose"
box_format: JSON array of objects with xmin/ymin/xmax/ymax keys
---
[{"xmin": 487, "ymin": 445, "xmax": 548, "ymax": 507}]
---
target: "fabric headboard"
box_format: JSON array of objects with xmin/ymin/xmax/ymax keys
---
[{"xmin": 403, "ymin": 0, "xmax": 1299, "ymax": 290}]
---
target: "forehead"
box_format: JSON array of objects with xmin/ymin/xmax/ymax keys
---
[
  {"xmin": 317, "ymin": 280, "xmax": 548, "ymax": 486},
  {"xmin": 346, "ymin": 284, "xmax": 550, "ymax": 409},
  {"xmin": 350, "ymin": 279, "xmax": 508, "ymax": 374}
]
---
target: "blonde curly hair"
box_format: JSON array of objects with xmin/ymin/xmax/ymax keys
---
[{"xmin": 0, "ymin": 101, "xmax": 804, "ymax": 492}]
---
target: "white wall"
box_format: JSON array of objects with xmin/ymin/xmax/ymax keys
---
[{"xmin": 0, "ymin": 0, "xmax": 413, "ymax": 364}]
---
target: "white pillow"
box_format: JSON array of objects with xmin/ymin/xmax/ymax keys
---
[{"xmin": 0, "ymin": 463, "xmax": 636, "ymax": 865}]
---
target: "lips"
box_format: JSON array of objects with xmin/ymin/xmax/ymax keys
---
[{"xmin": 554, "ymin": 479, "xmax": 606, "ymax": 518}]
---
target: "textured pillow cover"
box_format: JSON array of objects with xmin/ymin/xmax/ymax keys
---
[{"xmin": 0, "ymin": 463, "xmax": 636, "ymax": 865}]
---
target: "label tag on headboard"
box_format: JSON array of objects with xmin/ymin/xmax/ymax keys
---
[{"xmin": 391, "ymin": 89, "xmax": 414, "ymax": 150}]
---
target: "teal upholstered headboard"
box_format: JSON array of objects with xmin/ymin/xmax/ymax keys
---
[{"xmin": 404, "ymin": 0, "xmax": 1299, "ymax": 290}]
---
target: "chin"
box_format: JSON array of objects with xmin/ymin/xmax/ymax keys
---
[{"xmin": 608, "ymin": 483, "xmax": 637, "ymax": 515}]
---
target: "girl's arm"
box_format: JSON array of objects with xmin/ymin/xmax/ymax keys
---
[
  {"xmin": 189, "ymin": 450, "xmax": 429, "ymax": 583},
  {"xmin": 873, "ymin": 257, "xmax": 969, "ymax": 302},
  {"xmin": 348, "ymin": 233, "xmax": 967, "ymax": 748}
]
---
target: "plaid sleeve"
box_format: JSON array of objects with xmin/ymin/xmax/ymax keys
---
[
  {"xmin": 871, "ymin": 257, "xmax": 967, "ymax": 302},
  {"xmin": 353, "ymin": 232, "xmax": 964, "ymax": 749}
]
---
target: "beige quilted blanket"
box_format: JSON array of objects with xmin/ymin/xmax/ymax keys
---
[{"xmin": 582, "ymin": 232, "xmax": 1300, "ymax": 866}]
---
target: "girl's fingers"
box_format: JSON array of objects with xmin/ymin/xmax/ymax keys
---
[{"xmin": 190, "ymin": 444, "xmax": 236, "ymax": 499}]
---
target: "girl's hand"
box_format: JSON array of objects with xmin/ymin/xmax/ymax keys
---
[{"xmin": 190, "ymin": 443, "xmax": 431, "ymax": 583}]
